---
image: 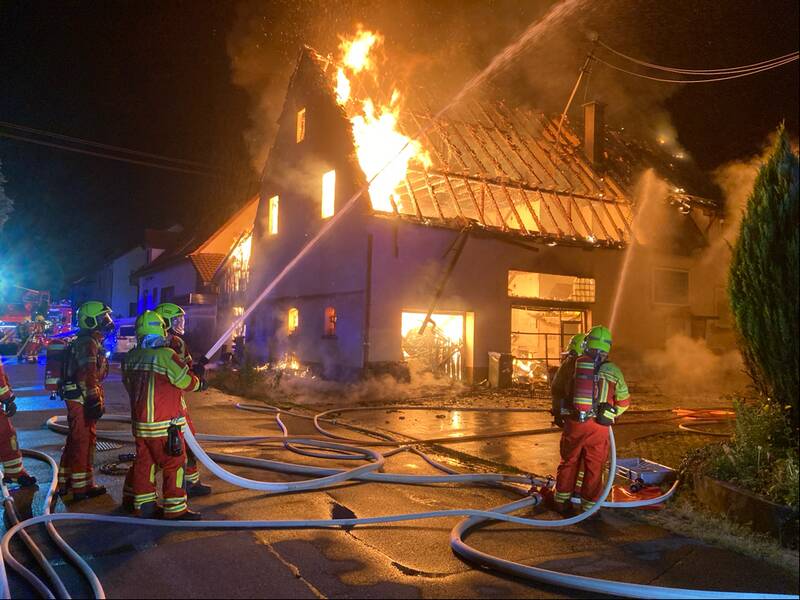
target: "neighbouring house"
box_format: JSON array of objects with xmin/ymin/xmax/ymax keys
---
[
  {"xmin": 243, "ymin": 45, "xmax": 731, "ymax": 383},
  {"xmin": 70, "ymin": 227, "xmax": 181, "ymax": 319},
  {"xmin": 133, "ymin": 197, "xmax": 258, "ymax": 353}
]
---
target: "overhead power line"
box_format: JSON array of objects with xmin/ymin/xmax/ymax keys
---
[
  {"xmin": 0, "ymin": 120, "xmax": 216, "ymax": 170},
  {"xmin": 594, "ymin": 54, "xmax": 799, "ymax": 84},
  {"xmin": 0, "ymin": 130, "xmax": 222, "ymax": 177},
  {"xmin": 598, "ymin": 41, "xmax": 799, "ymax": 75}
]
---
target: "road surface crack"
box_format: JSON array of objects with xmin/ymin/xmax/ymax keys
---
[{"xmin": 263, "ymin": 542, "xmax": 327, "ymax": 599}]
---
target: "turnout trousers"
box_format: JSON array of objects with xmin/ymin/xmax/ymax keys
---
[
  {"xmin": 0, "ymin": 412, "xmax": 29, "ymax": 481},
  {"xmin": 127, "ymin": 433, "xmax": 188, "ymax": 518},
  {"xmin": 58, "ymin": 400, "xmax": 97, "ymax": 494},
  {"xmin": 554, "ymin": 418, "xmax": 610, "ymax": 510}
]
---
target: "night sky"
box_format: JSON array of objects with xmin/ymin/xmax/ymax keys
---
[{"xmin": 1, "ymin": 0, "xmax": 797, "ymax": 294}]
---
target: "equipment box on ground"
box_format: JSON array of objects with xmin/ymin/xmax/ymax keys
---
[{"xmin": 616, "ymin": 458, "xmax": 676, "ymax": 485}]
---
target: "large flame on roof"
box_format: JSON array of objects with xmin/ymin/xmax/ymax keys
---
[{"xmin": 334, "ymin": 27, "xmax": 430, "ymax": 212}]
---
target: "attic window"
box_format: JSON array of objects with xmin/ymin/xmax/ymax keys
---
[
  {"xmin": 321, "ymin": 169, "xmax": 336, "ymax": 219},
  {"xmin": 268, "ymin": 195, "xmax": 279, "ymax": 235},
  {"xmin": 287, "ymin": 307, "xmax": 299, "ymax": 335},
  {"xmin": 296, "ymin": 108, "xmax": 306, "ymax": 143}
]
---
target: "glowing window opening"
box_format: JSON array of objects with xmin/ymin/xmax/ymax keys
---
[
  {"xmin": 324, "ymin": 306, "xmax": 337, "ymax": 336},
  {"xmin": 296, "ymin": 108, "xmax": 306, "ymax": 143},
  {"xmin": 321, "ymin": 169, "xmax": 336, "ymax": 219},
  {"xmin": 287, "ymin": 307, "xmax": 299, "ymax": 335},
  {"xmin": 268, "ymin": 195, "xmax": 279, "ymax": 235},
  {"xmin": 508, "ymin": 271, "xmax": 595, "ymax": 303}
]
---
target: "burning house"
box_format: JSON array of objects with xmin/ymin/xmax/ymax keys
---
[{"xmin": 245, "ymin": 30, "xmax": 729, "ymax": 383}]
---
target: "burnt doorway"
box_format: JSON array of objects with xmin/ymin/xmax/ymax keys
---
[{"xmin": 401, "ymin": 311, "xmax": 472, "ymax": 380}]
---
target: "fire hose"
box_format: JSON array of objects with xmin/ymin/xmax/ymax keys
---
[{"xmin": 2, "ymin": 407, "xmax": 794, "ymax": 600}]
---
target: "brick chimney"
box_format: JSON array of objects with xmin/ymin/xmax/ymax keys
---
[{"xmin": 582, "ymin": 101, "xmax": 605, "ymax": 168}]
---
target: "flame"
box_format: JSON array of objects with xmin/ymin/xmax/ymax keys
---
[
  {"xmin": 340, "ymin": 28, "xmax": 379, "ymax": 72},
  {"xmin": 334, "ymin": 28, "xmax": 431, "ymax": 212}
]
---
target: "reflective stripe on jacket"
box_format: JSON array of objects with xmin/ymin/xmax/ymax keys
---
[
  {"xmin": 0, "ymin": 363, "xmax": 13, "ymax": 402},
  {"xmin": 122, "ymin": 345, "xmax": 200, "ymax": 438}
]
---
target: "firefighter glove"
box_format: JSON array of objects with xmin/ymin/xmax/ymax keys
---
[
  {"xmin": 191, "ymin": 362, "xmax": 205, "ymax": 379},
  {"xmin": 84, "ymin": 397, "xmax": 105, "ymax": 420},
  {"xmin": 595, "ymin": 403, "xmax": 616, "ymax": 426},
  {"xmin": 198, "ymin": 377, "xmax": 209, "ymax": 392},
  {"xmin": 552, "ymin": 412, "xmax": 564, "ymax": 428},
  {"xmin": 2, "ymin": 397, "xmax": 17, "ymax": 417}
]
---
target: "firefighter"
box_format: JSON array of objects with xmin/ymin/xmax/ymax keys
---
[
  {"xmin": 58, "ymin": 301, "xmax": 113, "ymax": 500},
  {"xmin": 0, "ymin": 361, "xmax": 37, "ymax": 486},
  {"xmin": 122, "ymin": 311, "xmax": 204, "ymax": 519},
  {"xmin": 154, "ymin": 302, "xmax": 211, "ymax": 497},
  {"xmin": 554, "ymin": 325, "xmax": 630, "ymax": 515},
  {"xmin": 550, "ymin": 333, "xmax": 585, "ymax": 428}
]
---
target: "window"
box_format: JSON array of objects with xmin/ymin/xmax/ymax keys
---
[
  {"xmin": 321, "ymin": 169, "xmax": 336, "ymax": 218},
  {"xmin": 152, "ymin": 288, "xmax": 159, "ymax": 305},
  {"xmin": 287, "ymin": 307, "xmax": 299, "ymax": 335},
  {"xmin": 296, "ymin": 108, "xmax": 306, "ymax": 143},
  {"xmin": 324, "ymin": 306, "xmax": 337, "ymax": 337},
  {"xmin": 268, "ymin": 195, "xmax": 279, "ymax": 235},
  {"xmin": 161, "ymin": 286, "xmax": 174, "ymax": 303},
  {"xmin": 232, "ymin": 306, "xmax": 246, "ymax": 339},
  {"xmin": 508, "ymin": 271, "xmax": 595, "ymax": 303},
  {"xmin": 128, "ymin": 302, "xmax": 137, "ymax": 317},
  {"xmin": 653, "ymin": 268, "xmax": 689, "ymax": 305}
]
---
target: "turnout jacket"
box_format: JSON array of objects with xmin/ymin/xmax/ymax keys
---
[
  {"xmin": 0, "ymin": 362, "xmax": 13, "ymax": 402},
  {"xmin": 64, "ymin": 331, "xmax": 109, "ymax": 404},
  {"xmin": 572, "ymin": 353, "xmax": 631, "ymax": 415},
  {"xmin": 122, "ymin": 345, "xmax": 200, "ymax": 438}
]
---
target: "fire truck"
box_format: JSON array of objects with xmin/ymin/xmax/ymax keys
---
[{"xmin": 0, "ymin": 286, "xmax": 62, "ymax": 354}]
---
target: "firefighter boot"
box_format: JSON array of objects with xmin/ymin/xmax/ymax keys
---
[
  {"xmin": 186, "ymin": 482, "xmax": 212, "ymax": 497},
  {"xmin": 171, "ymin": 509, "xmax": 202, "ymax": 521},
  {"xmin": 136, "ymin": 501, "xmax": 163, "ymax": 519},
  {"xmin": 72, "ymin": 485, "xmax": 107, "ymax": 501},
  {"xmin": 3, "ymin": 473, "xmax": 37, "ymax": 487}
]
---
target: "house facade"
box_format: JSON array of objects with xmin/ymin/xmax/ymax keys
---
[
  {"xmin": 134, "ymin": 198, "xmax": 258, "ymax": 354},
  {"xmin": 243, "ymin": 48, "xmax": 730, "ymax": 382},
  {"xmin": 70, "ymin": 227, "xmax": 180, "ymax": 319}
]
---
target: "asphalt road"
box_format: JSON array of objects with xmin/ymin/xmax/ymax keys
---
[{"xmin": 1, "ymin": 358, "xmax": 797, "ymax": 599}]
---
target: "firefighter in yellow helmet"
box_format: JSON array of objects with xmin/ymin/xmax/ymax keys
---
[
  {"xmin": 58, "ymin": 301, "xmax": 113, "ymax": 500},
  {"xmin": 154, "ymin": 303, "xmax": 211, "ymax": 497},
  {"xmin": 121, "ymin": 311, "xmax": 204, "ymax": 519},
  {"xmin": 554, "ymin": 326, "xmax": 631, "ymax": 516}
]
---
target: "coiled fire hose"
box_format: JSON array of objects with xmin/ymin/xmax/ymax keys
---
[{"xmin": 1, "ymin": 404, "xmax": 793, "ymax": 600}]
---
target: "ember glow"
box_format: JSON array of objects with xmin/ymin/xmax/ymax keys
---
[{"xmin": 334, "ymin": 28, "xmax": 431, "ymax": 212}]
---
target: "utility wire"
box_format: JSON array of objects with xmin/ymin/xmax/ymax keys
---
[
  {"xmin": 0, "ymin": 120, "xmax": 216, "ymax": 170},
  {"xmin": 598, "ymin": 41, "xmax": 799, "ymax": 75},
  {"xmin": 594, "ymin": 54, "xmax": 798, "ymax": 84},
  {"xmin": 0, "ymin": 130, "xmax": 222, "ymax": 177}
]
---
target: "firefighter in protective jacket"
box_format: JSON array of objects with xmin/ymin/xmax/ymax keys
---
[
  {"xmin": 550, "ymin": 333, "xmax": 585, "ymax": 428},
  {"xmin": 154, "ymin": 302, "xmax": 211, "ymax": 497},
  {"xmin": 58, "ymin": 301, "xmax": 113, "ymax": 500},
  {"xmin": 0, "ymin": 361, "xmax": 37, "ymax": 486},
  {"xmin": 554, "ymin": 325, "xmax": 630, "ymax": 514},
  {"xmin": 122, "ymin": 311, "xmax": 204, "ymax": 519}
]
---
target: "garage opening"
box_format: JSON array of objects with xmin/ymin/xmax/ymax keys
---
[{"xmin": 401, "ymin": 311, "xmax": 468, "ymax": 380}]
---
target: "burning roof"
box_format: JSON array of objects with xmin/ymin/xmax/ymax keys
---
[{"xmin": 281, "ymin": 28, "xmax": 719, "ymax": 249}]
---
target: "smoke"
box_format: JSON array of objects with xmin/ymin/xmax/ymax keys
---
[
  {"xmin": 227, "ymin": 0, "xmax": 695, "ymax": 170},
  {"xmin": 640, "ymin": 334, "xmax": 748, "ymax": 396}
]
